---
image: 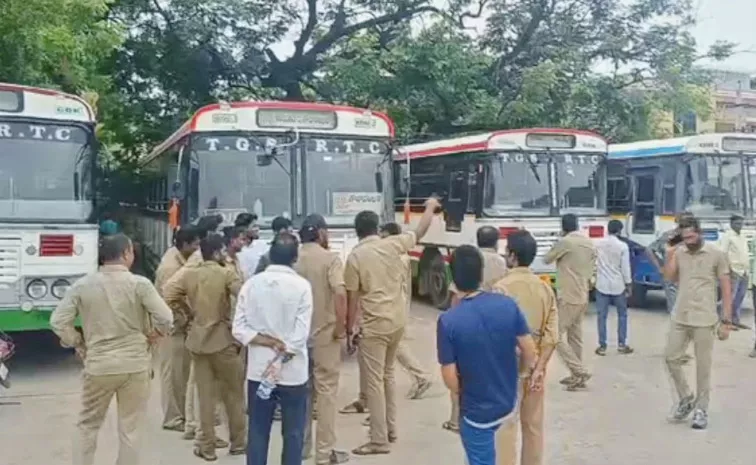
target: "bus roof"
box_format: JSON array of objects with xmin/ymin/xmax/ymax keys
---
[
  {"xmin": 144, "ymin": 101, "xmax": 395, "ymax": 165},
  {"xmin": 609, "ymin": 133, "xmax": 756, "ymax": 159},
  {"xmin": 395, "ymin": 128, "xmax": 607, "ymax": 160},
  {"xmin": 0, "ymin": 82, "xmax": 95, "ymax": 123}
]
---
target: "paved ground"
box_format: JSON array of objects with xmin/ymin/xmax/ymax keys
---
[{"xmin": 1, "ymin": 292, "xmax": 755, "ymax": 465}]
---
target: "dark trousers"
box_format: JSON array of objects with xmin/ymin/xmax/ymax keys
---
[{"xmin": 247, "ymin": 380, "xmax": 308, "ymax": 465}]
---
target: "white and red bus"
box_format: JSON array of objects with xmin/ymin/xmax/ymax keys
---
[
  {"xmin": 0, "ymin": 83, "xmax": 99, "ymax": 331},
  {"xmin": 137, "ymin": 101, "xmax": 395, "ymax": 270},
  {"xmin": 395, "ymin": 129, "xmax": 609, "ymax": 308}
]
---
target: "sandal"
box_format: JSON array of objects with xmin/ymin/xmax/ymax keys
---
[
  {"xmin": 352, "ymin": 442, "xmax": 390, "ymax": 456},
  {"xmin": 339, "ymin": 400, "xmax": 367, "ymax": 414},
  {"xmin": 441, "ymin": 421, "xmax": 459, "ymax": 433},
  {"xmin": 193, "ymin": 447, "xmax": 218, "ymax": 462}
]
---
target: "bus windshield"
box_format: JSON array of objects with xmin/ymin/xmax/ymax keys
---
[
  {"xmin": 0, "ymin": 121, "xmax": 93, "ymax": 221},
  {"xmin": 304, "ymin": 137, "xmax": 387, "ymax": 225},
  {"xmin": 685, "ymin": 155, "xmax": 745, "ymax": 216},
  {"xmin": 193, "ymin": 134, "xmax": 292, "ymax": 221},
  {"xmin": 485, "ymin": 153, "xmax": 550, "ymax": 216},
  {"xmin": 557, "ymin": 154, "xmax": 606, "ymax": 215}
]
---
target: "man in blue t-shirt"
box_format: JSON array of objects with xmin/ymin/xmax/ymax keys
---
[{"xmin": 437, "ymin": 245, "xmax": 538, "ymax": 465}]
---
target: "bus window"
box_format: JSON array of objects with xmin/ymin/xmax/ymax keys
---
[
  {"xmin": 685, "ymin": 157, "xmax": 742, "ymax": 215},
  {"xmin": 607, "ymin": 177, "xmax": 630, "ymax": 213},
  {"xmin": 632, "ymin": 174, "xmax": 656, "ymax": 234},
  {"xmin": 661, "ymin": 163, "xmax": 677, "ymax": 215}
]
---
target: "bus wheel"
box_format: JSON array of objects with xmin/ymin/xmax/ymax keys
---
[
  {"xmin": 628, "ymin": 284, "xmax": 647, "ymax": 308},
  {"xmin": 427, "ymin": 254, "xmax": 451, "ymax": 310}
]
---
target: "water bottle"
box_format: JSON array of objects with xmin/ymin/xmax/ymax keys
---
[
  {"xmin": 256, "ymin": 377, "xmax": 276, "ymax": 400},
  {"xmin": 256, "ymin": 352, "xmax": 284, "ymax": 400}
]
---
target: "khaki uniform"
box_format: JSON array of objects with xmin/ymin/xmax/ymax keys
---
[
  {"xmin": 447, "ymin": 247, "xmax": 509, "ymax": 429},
  {"xmin": 296, "ymin": 243, "xmax": 347, "ymax": 463},
  {"xmin": 492, "ymin": 268, "xmax": 559, "ymax": 465},
  {"xmin": 50, "ymin": 265, "xmax": 173, "ymax": 465},
  {"xmin": 665, "ymin": 243, "xmax": 728, "ymax": 411},
  {"xmin": 344, "ymin": 231, "xmax": 417, "ymax": 445},
  {"xmin": 395, "ymin": 254, "xmax": 430, "ymax": 384},
  {"xmin": 543, "ymin": 232, "xmax": 596, "ymax": 377},
  {"xmin": 154, "ymin": 247, "xmax": 193, "ymax": 429},
  {"xmin": 163, "ymin": 261, "xmax": 246, "ymax": 454}
]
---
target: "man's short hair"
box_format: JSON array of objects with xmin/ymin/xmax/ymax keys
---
[
  {"xmin": 175, "ymin": 226, "xmax": 199, "ymax": 249},
  {"xmin": 234, "ymin": 213, "xmax": 258, "ymax": 228},
  {"xmin": 561, "ymin": 214, "xmax": 578, "ymax": 233},
  {"xmin": 300, "ymin": 214, "xmax": 327, "ymax": 243},
  {"xmin": 380, "ymin": 222, "xmax": 402, "ymax": 236},
  {"xmin": 354, "ymin": 210, "xmax": 380, "ymax": 239},
  {"xmin": 451, "ymin": 245, "xmax": 483, "ymax": 293},
  {"xmin": 476, "ymin": 226, "xmax": 499, "ymax": 248},
  {"xmin": 731, "ymin": 214, "xmax": 744, "ymax": 222},
  {"xmin": 196, "ymin": 215, "xmax": 223, "ymax": 239},
  {"xmin": 224, "ymin": 226, "xmax": 247, "ymax": 245},
  {"xmin": 678, "ymin": 215, "xmax": 701, "ymax": 232},
  {"xmin": 607, "ymin": 219, "xmax": 624, "ymax": 235},
  {"xmin": 200, "ymin": 234, "xmax": 225, "ymax": 261},
  {"xmin": 506, "ymin": 230, "xmax": 537, "ymax": 267},
  {"xmin": 99, "ymin": 233, "xmax": 132, "ymax": 262},
  {"xmin": 269, "ymin": 232, "xmax": 299, "ymax": 266},
  {"xmin": 271, "ymin": 216, "xmax": 292, "ymax": 233}
]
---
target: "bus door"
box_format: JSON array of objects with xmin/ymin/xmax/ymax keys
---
[
  {"xmin": 444, "ymin": 167, "xmax": 472, "ymax": 232},
  {"xmin": 627, "ymin": 167, "xmax": 659, "ymax": 241}
]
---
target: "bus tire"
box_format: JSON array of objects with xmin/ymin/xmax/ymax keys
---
[
  {"xmin": 426, "ymin": 253, "xmax": 451, "ymax": 310},
  {"xmin": 628, "ymin": 284, "xmax": 647, "ymax": 308}
]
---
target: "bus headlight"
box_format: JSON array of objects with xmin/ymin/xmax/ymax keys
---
[
  {"xmin": 26, "ymin": 280, "xmax": 47, "ymax": 300},
  {"xmin": 51, "ymin": 279, "xmax": 71, "ymax": 299}
]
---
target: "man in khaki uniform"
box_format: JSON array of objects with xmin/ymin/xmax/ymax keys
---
[
  {"xmin": 492, "ymin": 230, "xmax": 558, "ymax": 465},
  {"xmin": 296, "ymin": 214, "xmax": 350, "ymax": 465},
  {"xmin": 344, "ymin": 197, "xmax": 438, "ymax": 455},
  {"xmin": 51, "ymin": 234, "xmax": 173, "ymax": 465},
  {"xmin": 663, "ymin": 215, "xmax": 732, "ymax": 430},
  {"xmin": 444, "ymin": 225, "xmax": 509, "ymax": 433},
  {"xmin": 163, "ymin": 234, "xmax": 246, "ymax": 460},
  {"xmin": 155, "ymin": 226, "xmax": 200, "ymax": 431},
  {"xmin": 543, "ymin": 214, "xmax": 596, "ymax": 391}
]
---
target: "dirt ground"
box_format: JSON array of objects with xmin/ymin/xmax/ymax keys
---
[{"xmin": 1, "ymin": 292, "xmax": 754, "ymax": 465}]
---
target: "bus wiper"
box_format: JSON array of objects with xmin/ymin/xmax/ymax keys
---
[{"xmin": 527, "ymin": 157, "xmax": 541, "ymax": 183}]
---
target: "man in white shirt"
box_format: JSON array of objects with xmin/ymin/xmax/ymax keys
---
[
  {"xmin": 232, "ymin": 232, "xmax": 313, "ymax": 465},
  {"xmin": 594, "ymin": 220, "xmax": 634, "ymax": 356},
  {"xmin": 239, "ymin": 216, "xmax": 293, "ymax": 280},
  {"xmin": 720, "ymin": 214, "xmax": 751, "ymax": 331}
]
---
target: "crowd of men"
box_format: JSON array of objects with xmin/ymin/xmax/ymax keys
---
[{"xmin": 48, "ymin": 199, "xmax": 748, "ymax": 465}]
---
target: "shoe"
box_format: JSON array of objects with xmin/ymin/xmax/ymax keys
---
[
  {"xmin": 565, "ymin": 373, "xmax": 591, "ymax": 391},
  {"xmin": 193, "ymin": 447, "xmax": 218, "ymax": 462},
  {"xmin": 316, "ymin": 450, "xmax": 350, "ymax": 465},
  {"xmin": 749, "ymin": 348, "xmax": 756, "ymax": 358},
  {"xmin": 162, "ymin": 420, "xmax": 185, "ymax": 432},
  {"xmin": 182, "ymin": 429, "xmax": 196, "ymax": 440},
  {"xmin": 407, "ymin": 379, "xmax": 432, "ymax": 399},
  {"xmin": 229, "ymin": 447, "xmax": 246, "ymax": 456},
  {"xmin": 214, "ymin": 438, "xmax": 229, "ymax": 448},
  {"xmin": 618, "ymin": 345, "xmax": 634, "ymax": 355},
  {"xmin": 559, "ymin": 376, "xmax": 576, "ymax": 385},
  {"xmin": 670, "ymin": 395, "xmax": 695, "ymax": 422},
  {"xmin": 691, "ymin": 409, "xmax": 708, "ymax": 430},
  {"xmin": 595, "ymin": 346, "xmax": 607, "ymax": 356}
]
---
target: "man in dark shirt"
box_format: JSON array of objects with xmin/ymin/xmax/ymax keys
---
[{"xmin": 437, "ymin": 245, "xmax": 538, "ymax": 465}]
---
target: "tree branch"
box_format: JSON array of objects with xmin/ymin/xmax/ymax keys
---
[{"xmin": 294, "ymin": 0, "xmax": 318, "ymax": 59}]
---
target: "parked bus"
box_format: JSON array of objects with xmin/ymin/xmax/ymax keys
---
[
  {"xmin": 0, "ymin": 83, "xmax": 99, "ymax": 332},
  {"xmin": 136, "ymin": 101, "xmax": 395, "ymax": 273},
  {"xmin": 607, "ymin": 133, "xmax": 756, "ymax": 306},
  {"xmin": 395, "ymin": 129, "xmax": 609, "ymax": 308}
]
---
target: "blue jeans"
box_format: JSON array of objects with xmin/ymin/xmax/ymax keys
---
[
  {"xmin": 731, "ymin": 274, "xmax": 748, "ymax": 324},
  {"xmin": 459, "ymin": 419, "xmax": 500, "ymax": 465},
  {"xmin": 247, "ymin": 380, "xmax": 308, "ymax": 465},
  {"xmin": 596, "ymin": 292, "xmax": 628, "ymax": 347}
]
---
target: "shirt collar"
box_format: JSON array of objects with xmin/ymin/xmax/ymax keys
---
[
  {"xmin": 265, "ymin": 264, "xmax": 298, "ymax": 275},
  {"xmin": 507, "ymin": 266, "xmax": 530, "ymax": 275},
  {"xmin": 480, "ymin": 247, "xmax": 499, "ymax": 255},
  {"xmin": 99, "ymin": 264, "xmax": 129, "ymax": 272}
]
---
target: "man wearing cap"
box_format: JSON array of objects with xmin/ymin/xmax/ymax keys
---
[{"xmin": 296, "ymin": 214, "xmax": 350, "ymax": 465}]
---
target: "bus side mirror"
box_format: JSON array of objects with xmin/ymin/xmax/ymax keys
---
[
  {"xmin": 374, "ymin": 172, "xmax": 383, "ymax": 193},
  {"xmin": 257, "ymin": 155, "xmax": 273, "ymax": 167},
  {"xmin": 172, "ymin": 180, "xmax": 185, "ymax": 200}
]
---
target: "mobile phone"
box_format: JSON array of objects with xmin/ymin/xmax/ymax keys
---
[{"xmin": 668, "ymin": 233, "xmax": 683, "ymax": 246}]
